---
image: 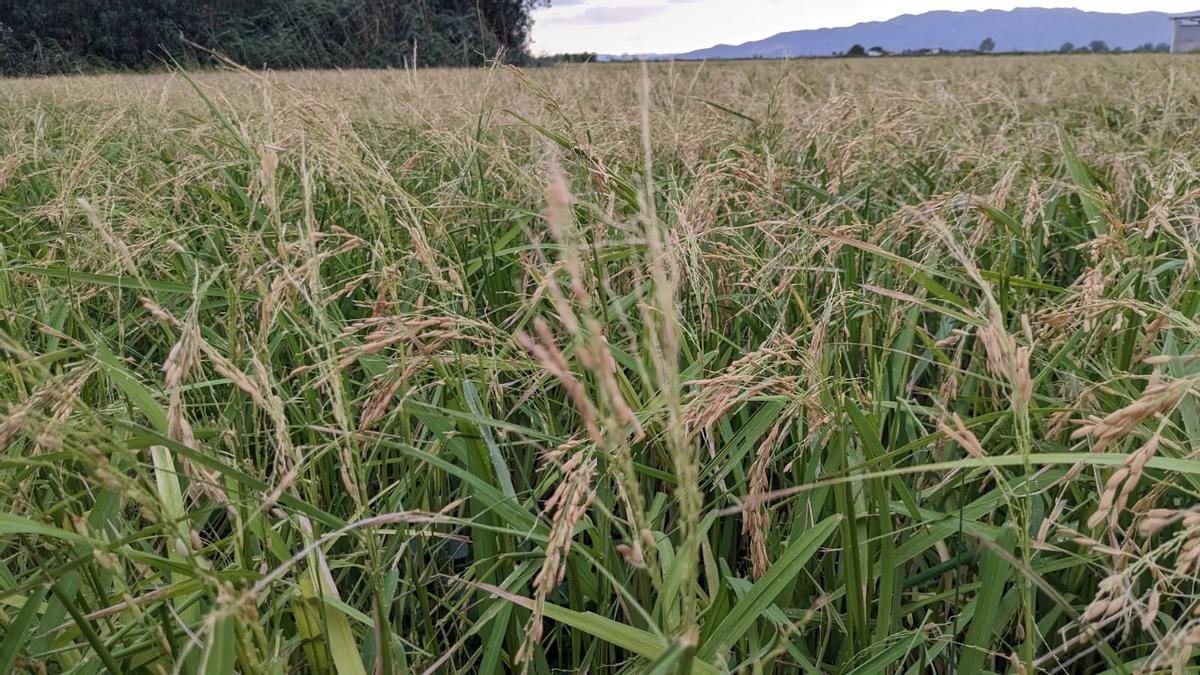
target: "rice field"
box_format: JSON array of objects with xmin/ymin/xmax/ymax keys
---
[{"xmin": 3, "ymin": 54, "xmax": 1200, "ymax": 673}]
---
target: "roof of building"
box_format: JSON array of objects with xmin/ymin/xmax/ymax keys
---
[{"xmin": 1169, "ymin": 11, "xmax": 1200, "ymax": 19}]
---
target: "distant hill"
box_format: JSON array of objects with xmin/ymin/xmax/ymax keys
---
[{"xmin": 616, "ymin": 7, "xmax": 1175, "ymax": 60}]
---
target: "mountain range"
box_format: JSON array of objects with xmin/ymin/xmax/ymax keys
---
[{"xmin": 611, "ymin": 8, "xmax": 1178, "ymax": 60}]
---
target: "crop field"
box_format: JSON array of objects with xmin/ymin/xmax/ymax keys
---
[{"xmin": 2, "ymin": 55, "xmax": 1200, "ymax": 673}]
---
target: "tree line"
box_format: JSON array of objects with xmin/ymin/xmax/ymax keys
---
[
  {"xmin": 0, "ymin": 0, "xmax": 548, "ymax": 76},
  {"xmin": 844, "ymin": 37, "xmax": 1172, "ymax": 57},
  {"xmin": 1060, "ymin": 41, "xmax": 1171, "ymax": 54}
]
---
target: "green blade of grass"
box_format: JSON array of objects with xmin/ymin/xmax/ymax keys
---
[
  {"xmin": 958, "ymin": 524, "xmax": 1018, "ymax": 675},
  {"xmin": 0, "ymin": 586, "xmax": 48, "ymax": 674},
  {"xmin": 696, "ymin": 515, "xmax": 841, "ymax": 662}
]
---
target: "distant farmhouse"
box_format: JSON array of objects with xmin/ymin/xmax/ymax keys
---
[{"xmin": 1172, "ymin": 11, "xmax": 1200, "ymax": 52}]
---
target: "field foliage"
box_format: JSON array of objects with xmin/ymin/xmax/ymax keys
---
[{"xmin": 3, "ymin": 56, "xmax": 1200, "ymax": 673}]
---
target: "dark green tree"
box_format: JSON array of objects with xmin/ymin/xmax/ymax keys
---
[
  {"xmin": 0, "ymin": 0, "xmax": 549, "ymax": 75},
  {"xmin": 979, "ymin": 36, "xmax": 995, "ymax": 52}
]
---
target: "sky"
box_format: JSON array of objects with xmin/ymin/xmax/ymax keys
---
[{"xmin": 530, "ymin": 1, "xmax": 1200, "ymax": 55}]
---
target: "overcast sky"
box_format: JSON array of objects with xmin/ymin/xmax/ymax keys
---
[{"xmin": 531, "ymin": 1, "xmax": 1200, "ymax": 55}]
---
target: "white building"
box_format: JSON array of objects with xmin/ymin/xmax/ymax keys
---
[{"xmin": 1172, "ymin": 12, "xmax": 1200, "ymax": 53}]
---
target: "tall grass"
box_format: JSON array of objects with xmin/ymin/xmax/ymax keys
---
[{"xmin": 2, "ymin": 55, "xmax": 1200, "ymax": 673}]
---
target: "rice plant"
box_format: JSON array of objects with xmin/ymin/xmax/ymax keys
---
[{"xmin": 2, "ymin": 55, "xmax": 1200, "ymax": 673}]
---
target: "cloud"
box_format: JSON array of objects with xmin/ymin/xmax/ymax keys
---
[
  {"xmin": 547, "ymin": 0, "xmax": 690, "ymax": 5},
  {"xmin": 543, "ymin": 4, "xmax": 670, "ymax": 25}
]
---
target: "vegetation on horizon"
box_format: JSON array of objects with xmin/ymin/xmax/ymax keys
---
[
  {"xmin": 0, "ymin": 0, "xmax": 546, "ymax": 75},
  {"xmin": 2, "ymin": 55, "xmax": 1200, "ymax": 673}
]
